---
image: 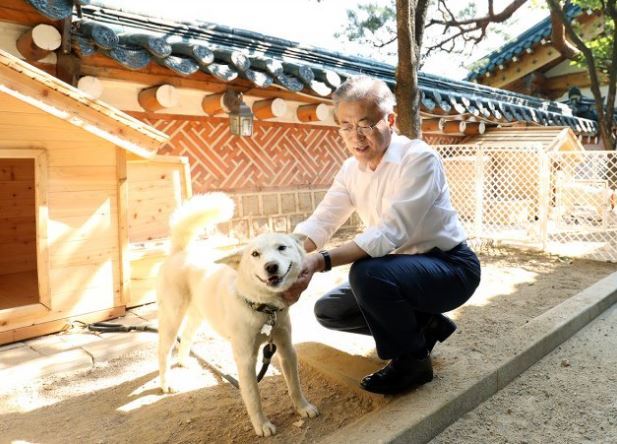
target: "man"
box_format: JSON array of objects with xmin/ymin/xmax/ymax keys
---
[{"xmin": 285, "ymin": 75, "xmax": 481, "ymax": 395}]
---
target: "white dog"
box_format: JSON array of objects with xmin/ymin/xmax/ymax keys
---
[{"xmin": 157, "ymin": 193, "xmax": 318, "ymax": 437}]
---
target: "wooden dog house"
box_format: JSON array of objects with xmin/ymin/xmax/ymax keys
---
[{"xmin": 0, "ymin": 49, "xmax": 190, "ymax": 344}]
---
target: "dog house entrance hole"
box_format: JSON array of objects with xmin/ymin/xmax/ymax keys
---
[{"xmin": 0, "ymin": 158, "xmax": 39, "ymax": 310}]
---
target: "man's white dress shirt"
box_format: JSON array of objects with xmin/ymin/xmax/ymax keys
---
[{"xmin": 294, "ymin": 134, "xmax": 466, "ymax": 257}]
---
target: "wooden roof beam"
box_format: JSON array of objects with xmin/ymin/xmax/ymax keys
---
[
  {"xmin": 421, "ymin": 118, "xmax": 442, "ymax": 132},
  {"xmin": 77, "ymin": 75, "xmax": 103, "ymax": 99},
  {"xmin": 442, "ymin": 120, "xmax": 466, "ymax": 134},
  {"xmin": 464, "ymin": 121, "xmax": 486, "ymax": 136},
  {"xmin": 253, "ymin": 98, "xmax": 287, "ymax": 120},
  {"xmin": 201, "ymin": 92, "xmax": 227, "ymax": 115},
  {"xmin": 297, "ymin": 103, "xmax": 331, "ymax": 123},
  {"xmin": 16, "ymin": 24, "xmax": 61, "ymax": 61},
  {"xmin": 138, "ymin": 84, "xmax": 179, "ymax": 112}
]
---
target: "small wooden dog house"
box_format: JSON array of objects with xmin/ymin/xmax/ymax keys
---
[{"xmin": 0, "ymin": 49, "xmax": 190, "ymax": 344}]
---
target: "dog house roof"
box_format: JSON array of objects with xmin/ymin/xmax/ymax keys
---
[{"xmin": 0, "ymin": 48, "xmax": 168, "ymax": 158}]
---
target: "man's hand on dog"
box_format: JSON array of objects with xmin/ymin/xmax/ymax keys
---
[{"xmin": 282, "ymin": 255, "xmax": 320, "ymax": 305}]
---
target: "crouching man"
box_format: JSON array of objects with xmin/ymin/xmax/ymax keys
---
[{"xmin": 283, "ymin": 75, "xmax": 481, "ymax": 395}]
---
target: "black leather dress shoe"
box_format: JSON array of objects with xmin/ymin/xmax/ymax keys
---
[
  {"xmin": 423, "ymin": 314, "xmax": 457, "ymax": 353},
  {"xmin": 360, "ymin": 354, "xmax": 433, "ymax": 395}
]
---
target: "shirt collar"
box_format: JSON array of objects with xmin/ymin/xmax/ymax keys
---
[{"xmin": 357, "ymin": 133, "xmax": 405, "ymax": 172}]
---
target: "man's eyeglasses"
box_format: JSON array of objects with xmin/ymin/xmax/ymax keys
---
[{"xmin": 338, "ymin": 118, "xmax": 385, "ymax": 137}]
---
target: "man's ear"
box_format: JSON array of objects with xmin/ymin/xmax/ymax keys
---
[
  {"xmin": 387, "ymin": 112, "xmax": 396, "ymax": 128},
  {"xmin": 215, "ymin": 250, "xmax": 242, "ymax": 270}
]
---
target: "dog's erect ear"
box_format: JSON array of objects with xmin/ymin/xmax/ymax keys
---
[
  {"xmin": 290, "ymin": 233, "xmax": 307, "ymax": 246},
  {"xmin": 215, "ymin": 250, "xmax": 242, "ymax": 269}
]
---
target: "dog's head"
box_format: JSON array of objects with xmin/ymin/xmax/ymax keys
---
[{"xmin": 217, "ymin": 232, "xmax": 306, "ymax": 302}]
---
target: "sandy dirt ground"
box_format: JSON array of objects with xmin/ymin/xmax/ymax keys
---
[
  {"xmin": 431, "ymin": 300, "xmax": 617, "ymax": 444},
  {"xmin": 0, "ymin": 245, "xmax": 615, "ymax": 444}
]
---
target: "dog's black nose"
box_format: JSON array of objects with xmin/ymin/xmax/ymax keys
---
[{"xmin": 265, "ymin": 262, "xmax": 279, "ymax": 275}]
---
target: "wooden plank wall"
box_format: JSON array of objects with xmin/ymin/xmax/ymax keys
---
[
  {"xmin": 0, "ymin": 93, "xmax": 122, "ymax": 331},
  {"xmin": 127, "ymin": 161, "xmax": 184, "ymax": 242},
  {"xmin": 0, "ymin": 158, "xmax": 36, "ymax": 275}
]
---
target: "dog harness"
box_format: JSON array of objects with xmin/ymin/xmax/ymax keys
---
[{"xmin": 242, "ymin": 297, "xmax": 283, "ymax": 382}]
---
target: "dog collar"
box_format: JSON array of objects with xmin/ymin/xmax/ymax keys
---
[
  {"xmin": 239, "ymin": 295, "xmax": 283, "ymax": 337},
  {"xmin": 242, "ymin": 297, "xmax": 283, "ymax": 315}
]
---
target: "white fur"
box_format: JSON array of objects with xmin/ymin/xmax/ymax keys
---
[{"xmin": 157, "ymin": 193, "xmax": 318, "ymax": 437}]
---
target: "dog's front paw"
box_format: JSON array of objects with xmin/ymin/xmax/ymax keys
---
[
  {"xmin": 159, "ymin": 380, "xmax": 177, "ymax": 394},
  {"xmin": 297, "ymin": 402, "xmax": 319, "ymax": 418},
  {"xmin": 254, "ymin": 421, "xmax": 276, "ymax": 437},
  {"xmin": 160, "ymin": 384, "xmax": 177, "ymax": 394}
]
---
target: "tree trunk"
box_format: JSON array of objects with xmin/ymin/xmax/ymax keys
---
[
  {"xmin": 396, "ymin": 0, "xmax": 415, "ymax": 138},
  {"xmin": 396, "ymin": 0, "xmax": 427, "ymax": 139},
  {"xmin": 547, "ymin": 0, "xmax": 616, "ymax": 150}
]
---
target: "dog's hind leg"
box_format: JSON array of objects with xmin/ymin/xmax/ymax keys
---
[
  {"xmin": 158, "ymin": 290, "xmax": 189, "ymax": 393},
  {"xmin": 232, "ymin": 338, "xmax": 276, "ymax": 437},
  {"xmin": 177, "ymin": 308, "xmax": 201, "ymax": 367},
  {"xmin": 274, "ymin": 325, "xmax": 319, "ymax": 419}
]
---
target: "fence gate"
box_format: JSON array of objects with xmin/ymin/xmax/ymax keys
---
[{"xmin": 436, "ymin": 145, "xmax": 617, "ymax": 262}]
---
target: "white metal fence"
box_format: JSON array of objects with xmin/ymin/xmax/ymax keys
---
[{"xmin": 436, "ymin": 145, "xmax": 617, "ymax": 262}]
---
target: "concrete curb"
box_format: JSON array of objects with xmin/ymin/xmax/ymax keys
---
[{"xmin": 322, "ymin": 271, "xmax": 617, "ymax": 444}]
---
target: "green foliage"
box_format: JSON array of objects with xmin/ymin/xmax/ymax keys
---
[
  {"xmin": 334, "ymin": 1, "xmax": 397, "ymax": 50},
  {"xmin": 569, "ymin": 0, "xmax": 615, "ymax": 74}
]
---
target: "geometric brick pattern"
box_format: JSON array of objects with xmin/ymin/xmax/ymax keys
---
[{"xmin": 141, "ymin": 115, "xmax": 347, "ymax": 193}]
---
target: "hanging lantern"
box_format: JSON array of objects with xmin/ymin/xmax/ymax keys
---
[{"xmin": 224, "ymin": 89, "xmax": 254, "ymax": 137}]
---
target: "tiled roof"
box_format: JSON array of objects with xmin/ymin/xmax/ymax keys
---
[
  {"xmin": 465, "ymin": 4, "xmax": 582, "ymax": 81},
  {"xmin": 21, "ymin": 0, "xmax": 598, "ymax": 135}
]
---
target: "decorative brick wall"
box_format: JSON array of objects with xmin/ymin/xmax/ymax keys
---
[
  {"xmin": 135, "ymin": 114, "xmax": 460, "ymax": 239},
  {"xmin": 141, "ymin": 115, "xmax": 346, "ymax": 192},
  {"xmin": 138, "ymin": 114, "xmax": 357, "ymax": 238}
]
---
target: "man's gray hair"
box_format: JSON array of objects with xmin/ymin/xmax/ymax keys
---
[{"xmin": 332, "ymin": 75, "xmax": 395, "ymax": 116}]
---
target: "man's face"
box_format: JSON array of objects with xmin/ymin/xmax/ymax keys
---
[{"xmin": 336, "ymin": 99, "xmax": 393, "ymax": 170}]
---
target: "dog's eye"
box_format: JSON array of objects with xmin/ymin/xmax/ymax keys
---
[
  {"xmin": 278, "ymin": 245, "xmax": 287, "ymax": 251},
  {"xmin": 251, "ymin": 250, "xmax": 260, "ymax": 257}
]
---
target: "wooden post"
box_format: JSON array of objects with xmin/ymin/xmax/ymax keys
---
[
  {"xmin": 116, "ymin": 147, "xmax": 130, "ymax": 306},
  {"xmin": 56, "ymin": 53, "xmax": 80, "ymax": 87},
  {"xmin": 138, "ymin": 84, "xmax": 179, "ymax": 112},
  {"xmin": 16, "ymin": 24, "xmax": 62, "ymax": 61},
  {"xmin": 77, "ymin": 76, "xmax": 103, "ymax": 99},
  {"xmin": 201, "ymin": 92, "xmax": 227, "ymax": 115},
  {"xmin": 296, "ymin": 103, "xmax": 330, "ymax": 122},
  {"xmin": 252, "ymin": 98, "xmax": 287, "ymax": 120}
]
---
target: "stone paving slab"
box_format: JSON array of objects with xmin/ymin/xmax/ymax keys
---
[
  {"xmin": 0, "ymin": 342, "xmax": 40, "ymax": 369},
  {"xmin": 0, "ymin": 349, "xmax": 92, "ymax": 383},
  {"xmin": 0, "ymin": 307, "xmax": 160, "ymax": 383}
]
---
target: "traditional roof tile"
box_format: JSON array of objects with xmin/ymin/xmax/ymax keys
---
[
  {"xmin": 466, "ymin": 4, "xmax": 582, "ymax": 81},
  {"xmin": 19, "ymin": 0, "xmax": 599, "ymax": 135}
]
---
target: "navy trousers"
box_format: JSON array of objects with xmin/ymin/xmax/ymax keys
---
[{"xmin": 314, "ymin": 242, "xmax": 481, "ymax": 360}]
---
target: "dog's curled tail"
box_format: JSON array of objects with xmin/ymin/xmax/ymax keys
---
[{"xmin": 170, "ymin": 193, "xmax": 235, "ymax": 252}]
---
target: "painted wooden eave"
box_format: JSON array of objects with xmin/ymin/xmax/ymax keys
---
[
  {"xmin": 466, "ymin": 4, "xmax": 582, "ymax": 81},
  {"xmin": 11, "ymin": 1, "xmax": 600, "ymax": 135},
  {"xmin": 0, "ymin": 48, "xmax": 168, "ymax": 158}
]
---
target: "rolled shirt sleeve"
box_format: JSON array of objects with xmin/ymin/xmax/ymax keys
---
[{"xmin": 294, "ymin": 162, "xmax": 355, "ymax": 249}]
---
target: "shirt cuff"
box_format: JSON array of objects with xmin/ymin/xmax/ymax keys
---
[
  {"xmin": 294, "ymin": 220, "xmax": 329, "ymax": 250},
  {"xmin": 353, "ymin": 227, "xmax": 397, "ymax": 257}
]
